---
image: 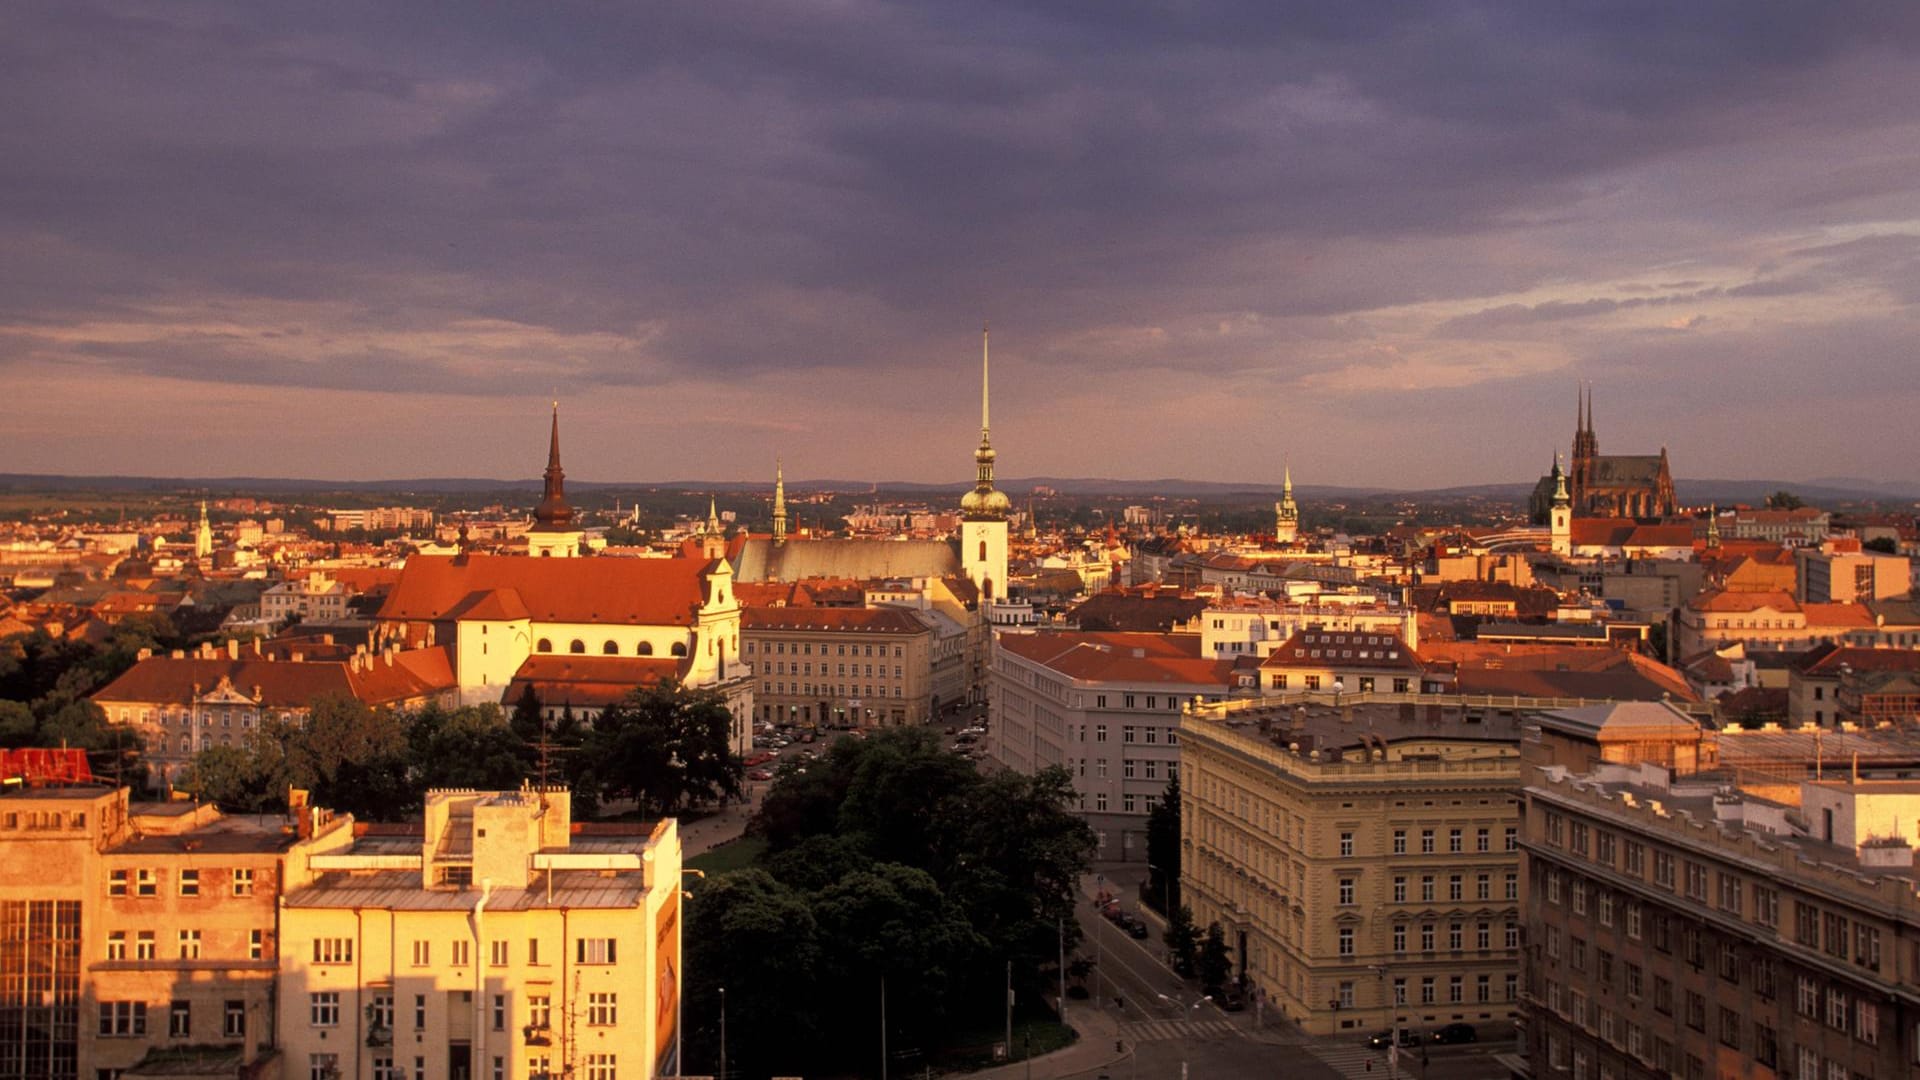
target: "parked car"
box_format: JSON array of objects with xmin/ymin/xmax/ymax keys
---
[
  {"xmin": 747, "ymin": 769, "xmax": 773, "ymax": 781},
  {"xmin": 1124, "ymin": 916, "xmax": 1149, "ymax": 939},
  {"xmin": 1432, "ymin": 1023, "xmax": 1478, "ymax": 1045}
]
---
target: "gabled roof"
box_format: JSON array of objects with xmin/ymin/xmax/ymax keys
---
[
  {"xmin": 1585, "ymin": 455, "xmax": 1668, "ymax": 485},
  {"xmin": 505, "ymin": 655, "xmax": 685, "ymax": 710},
  {"xmin": 1793, "ymin": 643, "xmax": 1920, "ymax": 677},
  {"xmin": 378, "ymin": 554, "xmax": 705, "ymax": 627},
  {"xmin": 742, "ymin": 607, "xmax": 929, "ymax": 635},
  {"xmin": 732, "ymin": 537, "xmax": 958, "ymax": 584},
  {"xmin": 997, "ymin": 631, "xmax": 1232, "ymax": 687},
  {"xmin": 92, "ymin": 647, "xmax": 456, "ymax": 709}
]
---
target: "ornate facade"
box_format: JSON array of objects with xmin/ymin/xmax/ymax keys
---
[{"xmin": 1532, "ymin": 388, "xmax": 1678, "ymax": 522}]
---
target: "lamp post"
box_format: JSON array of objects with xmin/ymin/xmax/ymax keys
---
[
  {"xmin": 1370, "ymin": 963, "xmax": 1398, "ymax": 1080},
  {"xmin": 676, "ymin": 869, "xmax": 704, "ymax": 1076},
  {"xmin": 1155, "ymin": 993, "xmax": 1210, "ymax": 1080},
  {"xmin": 718, "ymin": 987, "xmax": 727, "ymax": 1080}
]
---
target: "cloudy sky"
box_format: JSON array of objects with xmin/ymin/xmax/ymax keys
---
[{"xmin": 5, "ymin": 2, "xmax": 1918, "ymax": 488}]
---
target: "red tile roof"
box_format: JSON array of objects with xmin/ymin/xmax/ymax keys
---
[
  {"xmin": 742, "ymin": 607, "xmax": 927, "ymax": 634},
  {"xmin": 997, "ymin": 632, "xmax": 1231, "ymax": 686},
  {"xmin": 505, "ymin": 655, "xmax": 686, "ymax": 710},
  {"xmin": 92, "ymin": 647, "xmax": 456, "ymax": 709},
  {"xmin": 1793, "ymin": 644, "xmax": 1920, "ymax": 677},
  {"xmin": 378, "ymin": 554, "xmax": 706, "ymax": 626},
  {"xmin": 1259, "ymin": 629, "xmax": 1422, "ymax": 671}
]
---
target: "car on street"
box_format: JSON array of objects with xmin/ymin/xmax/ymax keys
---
[
  {"xmin": 1366, "ymin": 1029, "xmax": 1423, "ymax": 1049},
  {"xmin": 1124, "ymin": 917, "xmax": 1149, "ymax": 939},
  {"xmin": 747, "ymin": 768, "xmax": 773, "ymax": 781},
  {"xmin": 1432, "ymin": 1023, "xmax": 1478, "ymax": 1044}
]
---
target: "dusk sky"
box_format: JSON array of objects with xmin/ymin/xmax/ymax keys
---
[{"xmin": 5, "ymin": 3, "xmax": 1919, "ymax": 489}]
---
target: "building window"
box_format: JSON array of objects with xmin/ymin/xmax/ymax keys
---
[
  {"xmin": 1392, "ymin": 925, "xmax": 1406, "ymax": 953},
  {"xmin": 1338, "ymin": 928, "xmax": 1354, "ymax": 956},
  {"xmin": 1505, "ymin": 872, "xmax": 1518, "ymax": 901},
  {"xmin": 310, "ymin": 992, "xmax": 341, "ymax": 1027},
  {"xmin": 1448, "ymin": 828, "xmax": 1463, "ymax": 853},
  {"xmin": 1340, "ymin": 831, "xmax": 1355, "ymax": 857},
  {"xmin": 415, "ymin": 995, "xmax": 427, "ymax": 1030},
  {"xmin": 1504, "ymin": 826, "xmax": 1518, "ymax": 852},
  {"xmin": 224, "ymin": 1000, "xmax": 246, "ymax": 1039},
  {"xmin": 1419, "ymin": 977, "xmax": 1435, "ymax": 1004},
  {"xmin": 108, "ymin": 868, "xmax": 129, "ymax": 896},
  {"xmin": 1420, "ymin": 875, "xmax": 1435, "ymax": 903},
  {"xmin": 106, "ymin": 931, "xmax": 127, "ymax": 961},
  {"xmin": 169, "ymin": 1000, "xmax": 191, "ymax": 1038},
  {"xmin": 136, "ymin": 868, "xmax": 157, "ymax": 897},
  {"xmin": 178, "ymin": 930, "xmax": 201, "ymax": 960},
  {"xmin": 492, "ymin": 994, "xmax": 506, "ymax": 1031},
  {"xmin": 1392, "ymin": 829, "xmax": 1406, "ymax": 855},
  {"xmin": 232, "ymin": 868, "xmax": 255, "ymax": 896},
  {"xmin": 1420, "ymin": 829, "xmax": 1435, "ymax": 854},
  {"xmin": 248, "ymin": 929, "xmax": 265, "ymax": 960},
  {"xmin": 178, "ymin": 870, "xmax": 199, "ymax": 897},
  {"xmin": 412, "ymin": 941, "xmax": 430, "ymax": 966},
  {"xmin": 308, "ymin": 1054, "xmax": 339, "ymax": 1080},
  {"xmin": 1476, "ymin": 827, "xmax": 1491, "ymax": 853},
  {"xmin": 529, "ymin": 995, "xmax": 551, "ymax": 1029},
  {"xmin": 1095, "ymin": 725, "xmax": 1107, "ymax": 742},
  {"xmin": 100, "ymin": 1001, "xmax": 147, "ymax": 1037},
  {"xmin": 1448, "ymin": 875, "xmax": 1463, "ymax": 902},
  {"xmin": 312, "ymin": 938, "xmax": 352, "ymax": 965},
  {"xmin": 1392, "ymin": 876, "xmax": 1407, "ymax": 903},
  {"xmin": 490, "ymin": 940, "xmax": 509, "ymax": 967},
  {"xmin": 585, "ymin": 1056, "xmax": 617, "ymax": 1080},
  {"xmin": 450, "ymin": 940, "xmax": 470, "ymax": 966},
  {"xmin": 1338, "ymin": 879, "xmax": 1355, "ymax": 906},
  {"xmin": 587, "ymin": 993, "xmax": 617, "ymax": 1026}
]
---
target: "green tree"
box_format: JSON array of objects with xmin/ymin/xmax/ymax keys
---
[
  {"xmin": 406, "ymin": 703, "xmax": 529, "ymax": 792},
  {"xmin": 1197, "ymin": 921, "xmax": 1233, "ymax": 993},
  {"xmin": 181, "ymin": 744, "xmax": 278, "ymax": 812},
  {"xmin": 578, "ymin": 685, "xmax": 742, "ymax": 816},
  {"xmin": 682, "ymin": 870, "xmax": 826, "ymax": 1078},
  {"xmin": 1164, "ymin": 904, "xmax": 1199, "ymax": 977},
  {"xmin": 811, "ymin": 862, "xmax": 987, "ymax": 1049},
  {"xmin": 1765, "ymin": 490, "xmax": 1805, "ymax": 510},
  {"xmin": 1863, "ymin": 537, "xmax": 1898, "ymax": 554},
  {"xmin": 280, "ymin": 696, "xmax": 412, "ymax": 820},
  {"xmin": 1144, "ymin": 774, "xmax": 1181, "ymax": 914}
]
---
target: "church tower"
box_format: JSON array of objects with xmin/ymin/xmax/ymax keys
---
[
  {"xmin": 194, "ymin": 501, "xmax": 213, "ymax": 560},
  {"xmin": 700, "ymin": 497, "xmax": 728, "ymax": 561},
  {"xmin": 1549, "ymin": 454, "xmax": 1572, "ymax": 557},
  {"xmin": 1273, "ymin": 467, "xmax": 1300, "ymax": 543},
  {"xmin": 526, "ymin": 403, "xmax": 583, "ymax": 558},
  {"xmin": 1570, "ymin": 383, "xmax": 1598, "ymax": 511},
  {"xmin": 959, "ymin": 326, "xmax": 1010, "ymax": 601},
  {"xmin": 772, "ymin": 460, "xmax": 788, "ymax": 545},
  {"xmin": 1705, "ymin": 505, "xmax": 1721, "ymax": 550}
]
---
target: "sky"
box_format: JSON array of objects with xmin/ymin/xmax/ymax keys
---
[{"xmin": 4, "ymin": 2, "xmax": 1919, "ymax": 489}]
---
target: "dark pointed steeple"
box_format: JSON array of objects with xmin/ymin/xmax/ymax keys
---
[{"xmin": 533, "ymin": 402, "xmax": 574, "ymax": 529}]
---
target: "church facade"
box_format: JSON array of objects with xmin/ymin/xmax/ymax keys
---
[{"xmin": 1532, "ymin": 387, "xmax": 1677, "ymax": 521}]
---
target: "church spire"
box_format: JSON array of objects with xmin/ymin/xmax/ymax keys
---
[
  {"xmin": 960, "ymin": 323, "xmax": 1010, "ymax": 521},
  {"xmin": 772, "ymin": 459, "xmax": 787, "ymax": 545},
  {"xmin": 533, "ymin": 402, "xmax": 573, "ymax": 529},
  {"xmin": 1551, "ymin": 453, "xmax": 1569, "ymax": 507},
  {"xmin": 706, "ymin": 496, "xmax": 720, "ymax": 535}
]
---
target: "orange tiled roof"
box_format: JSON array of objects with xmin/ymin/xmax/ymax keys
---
[
  {"xmin": 505, "ymin": 655, "xmax": 686, "ymax": 709},
  {"xmin": 1688, "ymin": 589, "xmax": 1798, "ymax": 613},
  {"xmin": 743, "ymin": 607, "xmax": 927, "ymax": 634},
  {"xmin": 997, "ymin": 632, "xmax": 1230, "ymax": 686},
  {"xmin": 378, "ymin": 554, "xmax": 706, "ymax": 627},
  {"xmin": 1260, "ymin": 629, "xmax": 1421, "ymax": 672},
  {"xmin": 92, "ymin": 647, "xmax": 455, "ymax": 709}
]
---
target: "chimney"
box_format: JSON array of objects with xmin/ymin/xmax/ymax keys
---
[
  {"xmin": 137, "ymin": 647, "xmax": 152, "ymax": 662},
  {"xmin": 251, "ymin": 638, "xmax": 262, "ymax": 656},
  {"xmin": 227, "ymin": 639, "xmax": 239, "ymax": 660}
]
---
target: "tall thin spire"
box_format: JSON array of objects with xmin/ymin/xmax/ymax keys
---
[
  {"xmin": 772, "ymin": 458, "xmax": 788, "ymax": 545},
  {"xmin": 533, "ymin": 401, "xmax": 573, "ymax": 529},
  {"xmin": 981, "ymin": 322, "xmax": 991, "ymax": 443},
  {"xmin": 1283, "ymin": 466, "xmax": 1293, "ymax": 497}
]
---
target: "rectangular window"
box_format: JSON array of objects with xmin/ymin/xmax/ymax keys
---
[
  {"xmin": 178, "ymin": 869, "xmax": 199, "ymax": 897},
  {"xmin": 135, "ymin": 930, "xmax": 156, "ymax": 960},
  {"xmin": 530, "ymin": 995, "xmax": 551, "ymax": 1029},
  {"xmin": 310, "ymin": 992, "xmax": 341, "ymax": 1027},
  {"xmin": 105, "ymin": 931, "xmax": 127, "ymax": 961},
  {"xmin": 1392, "ymin": 829, "xmax": 1406, "ymax": 854},
  {"xmin": 109, "ymin": 868, "xmax": 129, "ymax": 896},
  {"xmin": 312, "ymin": 938, "xmax": 353, "ymax": 964},
  {"xmin": 249, "ymin": 929, "xmax": 265, "ymax": 960},
  {"xmin": 492, "ymin": 994, "xmax": 506, "ymax": 1031},
  {"xmin": 1449, "ymin": 874, "xmax": 1463, "ymax": 902},
  {"xmin": 415, "ymin": 994, "xmax": 427, "ymax": 1030},
  {"xmin": 98, "ymin": 1001, "xmax": 147, "ymax": 1037},
  {"xmin": 225, "ymin": 999, "xmax": 246, "ymax": 1038},
  {"xmin": 585, "ymin": 1055, "xmax": 616, "ymax": 1080},
  {"xmin": 178, "ymin": 930, "xmax": 201, "ymax": 959},
  {"xmin": 1420, "ymin": 829, "xmax": 1435, "ymax": 854},
  {"xmin": 412, "ymin": 940, "xmax": 430, "ymax": 966},
  {"xmin": 1393, "ymin": 876, "xmax": 1407, "ymax": 903},
  {"xmin": 490, "ymin": 940, "xmax": 509, "ymax": 967},
  {"xmin": 1338, "ymin": 927, "xmax": 1354, "ymax": 956},
  {"xmin": 1340, "ymin": 831, "xmax": 1354, "ymax": 857},
  {"xmin": 1338, "ymin": 879, "xmax": 1355, "ymax": 905},
  {"xmin": 528, "ymin": 938, "xmax": 542, "ymax": 965},
  {"xmin": 169, "ymin": 1000, "xmax": 191, "ymax": 1038},
  {"xmin": 232, "ymin": 867, "xmax": 255, "ymax": 896},
  {"xmin": 136, "ymin": 868, "xmax": 157, "ymax": 897},
  {"xmin": 1624, "ymin": 840, "xmax": 1644, "ymax": 875},
  {"xmin": 587, "ymin": 992, "xmax": 617, "ymax": 1026},
  {"xmin": 1449, "ymin": 828, "xmax": 1464, "ymax": 853},
  {"xmin": 1392, "ymin": 925, "xmax": 1406, "ymax": 953}
]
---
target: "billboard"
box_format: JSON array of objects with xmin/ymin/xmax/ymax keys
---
[{"xmin": 655, "ymin": 888, "xmax": 681, "ymax": 1075}]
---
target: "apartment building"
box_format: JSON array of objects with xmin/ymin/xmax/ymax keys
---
[
  {"xmin": 1524, "ymin": 761, "xmax": 1920, "ymax": 1080},
  {"xmin": 0, "ymin": 785, "xmax": 307, "ymax": 1080},
  {"xmin": 989, "ymin": 631, "xmax": 1239, "ymax": 861},
  {"xmin": 742, "ymin": 605, "xmax": 957, "ymax": 727},
  {"xmin": 278, "ymin": 788, "xmax": 681, "ymax": 1080},
  {"xmin": 1178, "ymin": 697, "xmax": 1526, "ymax": 1036}
]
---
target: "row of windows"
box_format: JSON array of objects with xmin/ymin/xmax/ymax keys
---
[
  {"xmin": 99, "ymin": 999, "xmax": 247, "ymax": 1039},
  {"xmin": 1385, "ymin": 920, "xmax": 1520, "ymax": 954},
  {"xmin": 762, "ymin": 682, "xmax": 907, "ymax": 699},
  {"xmin": 1270, "ymin": 674, "xmax": 1413, "ymax": 692},
  {"xmin": 748, "ymin": 640, "xmax": 905, "ymax": 658},
  {"xmin": 534, "ymin": 638, "xmax": 688, "ymax": 657},
  {"xmin": 1385, "ymin": 826, "xmax": 1518, "ymax": 856},
  {"xmin": 397, "ymin": 936, "xmax": 613, "ymax": 968},
  {"xmin": 1377, "ymin": 870, "xmax": 1520, "ymax": 904},
  {"xmin": 312, "ymin": 990, "xmax": 587, "ymax": 1030},
  {"xmin": 108, "ymin": 867, "xmax": 256, "ymax": 898},
  {"xmin": 1075, "ymin": 723, "xmax": 1179, "ymax": 746},
  {"xmin": 1376, "ymin": 971, "xmax": 1517, "ymax": 1006},
  {"xmin": 106, "ymin": 928, "xmax": 257, "ymax": 960}
]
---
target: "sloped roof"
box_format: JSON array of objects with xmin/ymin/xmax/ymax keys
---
[
  {"xmin": 732, "ymin": 537, "xmax": 958, "ymax": 584},
  {"xmin": 1537, "ymin": 700, "xmax": 1699, "ymax": 738},
  {"xmin": 378, "ymin": 554, "xmax": 705, "ymax": 626},
  {"xmin": 998, "ymin": 631, "xmax": 1230, "ymax": 687},
  {"xmin": 1586, "ymin": 455, "xmax": 1667, "ymax": 485},
  {"xmin": 743, "ymin": 607, "xmax": 929, "ymax": 635},
  {"xmin": 93, "ymin": 647, "xmax": 456, "ymax": 708},
  {"xmin": 1066, "ymin": 592, "xmax": 1209, "ymax": 633},
  {"xmin": 1793, "ymin": 643, "xmax": 1920, "ymax": 677},
  {"xmin": 505, "ymin": 655, "xmax": 685, "ymax": 710},
  {"xmin": 1689, "ymin": 589, "xmax": 1798, "ymax": 613},
  {"xmin": 1259, "ymin": 629, "xmax": 1421, "ymax": 672}
]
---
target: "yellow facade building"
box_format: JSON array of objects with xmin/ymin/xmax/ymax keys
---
[
  {"xmin": 277, "ymin": 788, "xmax": 682, "ymax": 1080},
  {"xmin": 1179, "ymin": 698, "xmax": 1525, "ymax": 1037}
]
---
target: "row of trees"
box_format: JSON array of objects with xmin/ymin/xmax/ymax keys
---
[
  {"xmin": 682, "ymin": 727, "xmax": 1096, "ymax": 1077},
  {"xmin": 184, "ymin": 684, "xmax": 742, "ymax": 821},
  {"xmin": 0, "ymin": 617, "xmax": 184, "ymax": 785}
]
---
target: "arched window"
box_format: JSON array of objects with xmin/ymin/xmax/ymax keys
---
[
  {"xmin": 637, "ymin": 641, "xmax": 654, "ymax": 656},
  {"xmin": 570, "ymin": 640, "xmax": 586, "ymax": 654},
  {"xmin": 603, "ymin": 641, "xmax": 620, "ymax": 655},
  {"xmin": 670, "ymin": 642, "xmax": 688, "ymax": 658},
  {"xmin": 536, "ymin": 638, "xmax": 553, "ymax": 653},
  {"xmin": 978, "ymin": 540, "xmax": 987, "ymax": 561}
]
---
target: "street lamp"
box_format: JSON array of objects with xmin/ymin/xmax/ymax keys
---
[
  {"xmin": 1155, "ymin": 993, "xmax": 1211, "ymax": 1080},
  {"xmin": 1370, "ymin": 963, "xmax": 1399, "ymax": 1080},
  {"xmin": 718, "ymin": 986, "xmax": 728, "ymax": 1080}
]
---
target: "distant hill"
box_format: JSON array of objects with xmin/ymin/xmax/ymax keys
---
[{"xmin": 1, "ymin": 472, "xmax": 1913, "ymax": 506}]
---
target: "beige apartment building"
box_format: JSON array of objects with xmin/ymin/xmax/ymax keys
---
[
  {"xmin": 1179, "ymin": 697, "xmax": 1525, "ymax": 1036},
  {"xmin": 742, "ymin": 606, "xmax": 954, "ymax": 727},
  {"xmin": 0, "ymin": 784, "xmax": 307, "ymax": 1080},
  {"xmin": 1524, "ymin": 760, "xmax": 1920, "ymax": 1080},
  {"xmin": 278, "ymin": 787, "xmax": 681, "ymax": 1080},
  {"xmin": 990, "ymin": 631, "xmax": 1240, "ymax": 861}
]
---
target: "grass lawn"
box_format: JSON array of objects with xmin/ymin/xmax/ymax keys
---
[
  {"xmin": 924, "ymin": 1009, "xmax": 1074, "ymax": 1073},
  {"xmin": 686, "ymin": 835, "xmax": 767, "ymax": 877}
]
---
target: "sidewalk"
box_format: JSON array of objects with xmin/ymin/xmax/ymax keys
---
[{"xmin": 962, "ymin": 1005, "xmax": 1129, "ymax": 1080}]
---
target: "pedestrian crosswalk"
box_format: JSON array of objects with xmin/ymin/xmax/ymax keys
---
[
  {"xmin": 1123, "ymin": 1017, "xmax": 1240, "ymax": 1043},
  {"xmin": 1308, "ymin": 1042, "xmax": 1408, "ymax": 1079}
]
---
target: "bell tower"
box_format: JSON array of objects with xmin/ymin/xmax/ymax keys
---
[
  {"xmin": 527, "ymin": 403, "xmax": 583, "ymax": 558},
  {"xmin": 958, "ymin": 326, "xmax": 1010, "ymax": 601}
]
